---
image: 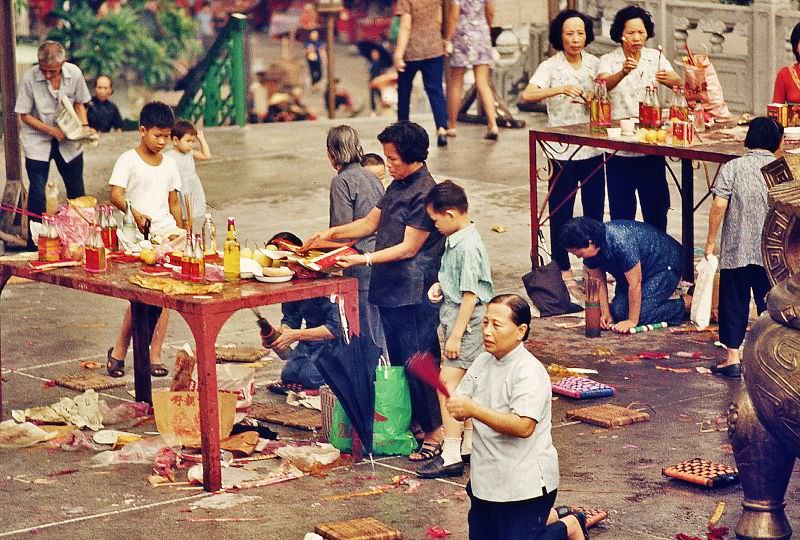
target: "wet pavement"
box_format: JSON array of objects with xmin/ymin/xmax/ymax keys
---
[{"xmin": 0, "ymin": 112, "xmax": 798, "ymax": 539}]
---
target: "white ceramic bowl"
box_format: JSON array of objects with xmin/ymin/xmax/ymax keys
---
[{"xmin": 607, "ymin": 127, "xmax": 622, "ymax": 138}]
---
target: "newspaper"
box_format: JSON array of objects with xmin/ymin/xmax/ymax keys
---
[{"xmin": 55, "ymin": 94, "xmax": 99, "ymax": 147}]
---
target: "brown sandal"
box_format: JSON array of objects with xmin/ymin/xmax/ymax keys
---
[{"xmin": 409, "ymin": 441, "xmax": 442, "ymax": 462}]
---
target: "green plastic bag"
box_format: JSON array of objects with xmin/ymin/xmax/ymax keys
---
[{"xmin": 329, "ymin": 360, "xmax": 417, "ymax": 456}]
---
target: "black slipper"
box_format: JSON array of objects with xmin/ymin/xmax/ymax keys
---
[
  {"xmin": 150, "ymin": 363, "xmax": 169, "ymax": 377},
  {"xmin": 710, "ymin": 363, "xmax": 741, "ymax": 378},
  {"xmin": 408, "ymin": 441, "xmax": 442, "ymax": 462},
  {"xmin": 106, "ymin": 347, "xmax": 125, "ymax": 378},
  {"xmin": 554, "ymin": 505, "xmax": 571, "ymax": 519}
]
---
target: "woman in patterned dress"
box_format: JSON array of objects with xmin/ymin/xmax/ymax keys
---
[
  {"xmin": 444, "ymin": 0, "xmax": 498, "ymax": 140},
  {"xmin": 519, "ymin": 9, "xmax": 604, "ymax": 297}
]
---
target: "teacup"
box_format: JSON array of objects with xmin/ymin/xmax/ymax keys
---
[{"xmin": 620, "ymin": 118, "xmax": 636, "ymax": 135}]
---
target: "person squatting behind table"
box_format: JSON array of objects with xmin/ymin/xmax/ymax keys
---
[
  {"xmin": 596, "ymin": 5, "xmax": 682, "ymax": 232},
  {"xmin": 448, "ymin": 294, "xmax": 589, "ymax": 540},
  {"xmin": 416, "ymin": 180, "xmax": 494, "ymax": 479},
  {"xmin": 15, "ymin": 40, "xmax": 94, "ymax": 250},
  {"xmin": 106, "ymin": 102, "xmax": 185, "ymax": 379},
  {"xmin": 307, "ymin": 121, "xmax": 445, "ymax": 463},
  {"xmin": 520, "ymin": 9, "xmax": 605, "ymax": 299},
  {"xmin": 704, "ymin": 117, "xmax": 784, "ymax": 379},
  {"xmin": 561, "ymin": 217, "xmax": 691, "ymax": 334}
]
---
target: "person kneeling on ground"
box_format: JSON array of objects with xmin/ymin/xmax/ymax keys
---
[
  {"xmin": 560, "ymin": 217, "xmax": 691, "ymax": 334},
  {"xmin": 261, "ymin": 295, "xmax": 341, "ymax": 394},
  {"xmin": 447, "ymin": 294, "xmax": 589, "ymax": 539}
]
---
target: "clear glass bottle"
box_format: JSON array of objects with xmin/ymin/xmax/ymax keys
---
[
  {"xmin": 45, "ymin": 179, "xmax": 59, "ymax": 215},
  {"xmin": 122, "ymin": 200, "xmax": 138, "ymax": 243},
  {"xmin": 202, "ymin": 213, "xmax": 217, "ymax": 256},
  {"xmin": 223, "ymin": 217, "xmax": 241, "ymax": 282}
]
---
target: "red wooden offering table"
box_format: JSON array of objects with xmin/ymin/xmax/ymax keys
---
[
  {"xmin": 528, "ymin": 123, "xmax": 776, "ymax": 280},
  {"xmin": 0, "ymin": 259, "xmax": 359, "ymax": 492}
]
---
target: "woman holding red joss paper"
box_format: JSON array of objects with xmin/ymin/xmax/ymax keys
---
[
  {"xmin": 520, "ymin": 9, "xmax": 604, "ymax": 298},
  {"xmin": 596, "ymin": 5, "xmax": 681, "ymax": 233}
]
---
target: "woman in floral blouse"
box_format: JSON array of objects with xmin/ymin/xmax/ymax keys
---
[
  {"xmin": 520, "ymin": 9, "xmax": 604, "ymax": 298},
  {"xmin": 444, "ymin": 0, "xmax": 498, "ymax": 140}
]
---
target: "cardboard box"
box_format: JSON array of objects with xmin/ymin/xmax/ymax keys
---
[
  {"xmin": 152, "ymin": 390, "xmax": 236, "ymax": 447},
  {"xmin": 768, "ymin": 103, "xmax": 788, "ymax": 126}
]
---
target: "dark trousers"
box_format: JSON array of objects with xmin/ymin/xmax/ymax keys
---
[
  {"xmin": 397, "ymin": 55, "xmax": 448, "ymax": 130},
  {"xmin": 25, "ymin": 140, "xmax": 86, "ymax": 218},
  {"xmin": 549, "ymin": 155, "xmax": 606, "ymax": 271},
  {"xmin": 378, "ymin": 302, "xmax": 442, "ymax": 433},
  {"xmin": 606, "ymin": 154, "xmax": 669, "ymax": 231},
  {"xmin": 25, "ymin": 140, "xmax": 85, "ymax": 248},
  {"xmin": 467, "ymin": 483, "xmax": 567, "ymax": 540},
  {"xmin": 308, "ymin": 59, "xmax": 322, "ymax": 85},
  {"xmin": 719, "ymin": 265, "xmax": 771, "ymax": 349}
]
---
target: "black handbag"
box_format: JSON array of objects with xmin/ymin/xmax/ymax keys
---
[{"xmin": 522, "ymin": 257, "xmax": 582, "ymax": 318}]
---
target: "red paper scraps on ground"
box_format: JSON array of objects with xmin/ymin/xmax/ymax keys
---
[
  {"xmin": 675, "ymin": 351, "xmax": 712, "ymax": 359},
  {"xmin": 426, "ymin": 526, "xmax": 451, "ymax": 538},
  {"xmin": 43, "ymin": 380, "xmax": 56, "ymax": 388},
  {"xmin": 656, "ymin": 365, "xmax": 693, "ymax": 373},
  {"xmin": 639, "ymin": 352, "xmax": 670, "ymax": 359},
  {"xmin": 47, "ymin": 468, "xmax": 79, "ymax": 477},
  {"xmin": 675, "ymin": 525, "xmax": 729, "ymax": 540}
]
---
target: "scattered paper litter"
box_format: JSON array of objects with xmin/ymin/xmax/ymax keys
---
[
  {"xmin": 187, "ymin": 463, "xmax": 261, "ymax": 489},
  {"xmin": 189, "ymin": 493, "xmax": 262, "ymax": 510},
  {"xmin": 275, "ymin": 443, "xmax": 340, "ymax": 469},
  {"xmin": 0, "ymin": 420, "xmax": 58, "ymax": 448},
  {"xmin": 12, "ymin": 390, "xmax": 104, "ymax": 431},
  {"xmin": 286, "ymin": 391, "xmax": 322, "ymax": 410}
]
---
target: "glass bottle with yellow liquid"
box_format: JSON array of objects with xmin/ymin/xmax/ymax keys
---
[{"xmin": 223, "ymin": 217, "xmax": 240, "ymax": 281}]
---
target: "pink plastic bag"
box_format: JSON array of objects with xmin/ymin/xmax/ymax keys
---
[
  {"xmin": 53, "ymin": 205, "xmax": 96, "ymax": 260},
  {"xmin": 680, "ymin": 54, "xmax": 731, "ymax": 119}
]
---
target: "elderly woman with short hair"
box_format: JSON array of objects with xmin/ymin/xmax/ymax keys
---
[
  {"xmin": 325, "ymin": 125, "xmax": 387, "ymax": 355},
  {"xmin": 309, "ymin": 121, "xmax": 445, "ymax": 462}
]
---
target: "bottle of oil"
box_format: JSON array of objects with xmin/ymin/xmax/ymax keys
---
[
  {"xmin": 85, "ymin": 226, "xmax": 107, "ymax": 273},
  {"xmin": 223, "ymin": 217, "xmax": 240, "ymax": 281},
  {"xmin": 181, "ymin": 230, "xmax": 193, "ymax": 279},
  {"xmin": 193, "ymin": 233, "xmax": 205, "ymax": 281}
]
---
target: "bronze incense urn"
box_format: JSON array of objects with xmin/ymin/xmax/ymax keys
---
[{"xmin": 728, "ymin": 157, "xmax": 800, "ymax": 539}]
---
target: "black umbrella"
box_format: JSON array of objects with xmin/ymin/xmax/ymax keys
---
[
  {"xmin": 356, "ymin": 40, "xmax": 393, "ymax": 70},
  {"xmin": 316, "ymin": 335, "xmax": 383, "ymax": 455}
]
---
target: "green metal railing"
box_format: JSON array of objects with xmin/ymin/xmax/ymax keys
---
[{"xmin": 175, "ymin": 13, "xmax": 246, "ymax": 127}]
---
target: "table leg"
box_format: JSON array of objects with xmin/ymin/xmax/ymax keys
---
[
  {"xmin": 341, "ymin": 281, "xmax": 360, "ymax": 337},
  {"xmin": 180, "ymin": 310, "xmax": 233, "ymax": 492},
  {"xmin": 530, "ymin": 132, "xmax": 539, "ymax": 264},
  {"xmin": 681, "ymin": 159, "xmax": 695, "ymax": 281},
  {"xmin": 0, "ymin": 270, "xmax": 13, "ymax": 419},
  {"xmin": 131, "ymin": 302, "xmax": 161, "ymax": 405}
]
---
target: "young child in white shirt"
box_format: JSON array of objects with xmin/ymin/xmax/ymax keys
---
[{"xmin": 164, "ymin": 119, "xmax": 211, "ymax": 229}]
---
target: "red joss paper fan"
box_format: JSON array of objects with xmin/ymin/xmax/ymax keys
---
[{"xmin": 407, "ymin": 352, "xmax": 450, "ymax": 398}]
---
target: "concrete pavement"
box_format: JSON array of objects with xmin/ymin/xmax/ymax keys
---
[{"xmin": 0, "ymin": 112, "xmax": 795, "ymax": 539}]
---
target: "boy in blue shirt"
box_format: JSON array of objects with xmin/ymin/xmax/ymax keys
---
[{"xmin": 418, "ymin": 180, "xmax": 493, "ymax": 478}]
